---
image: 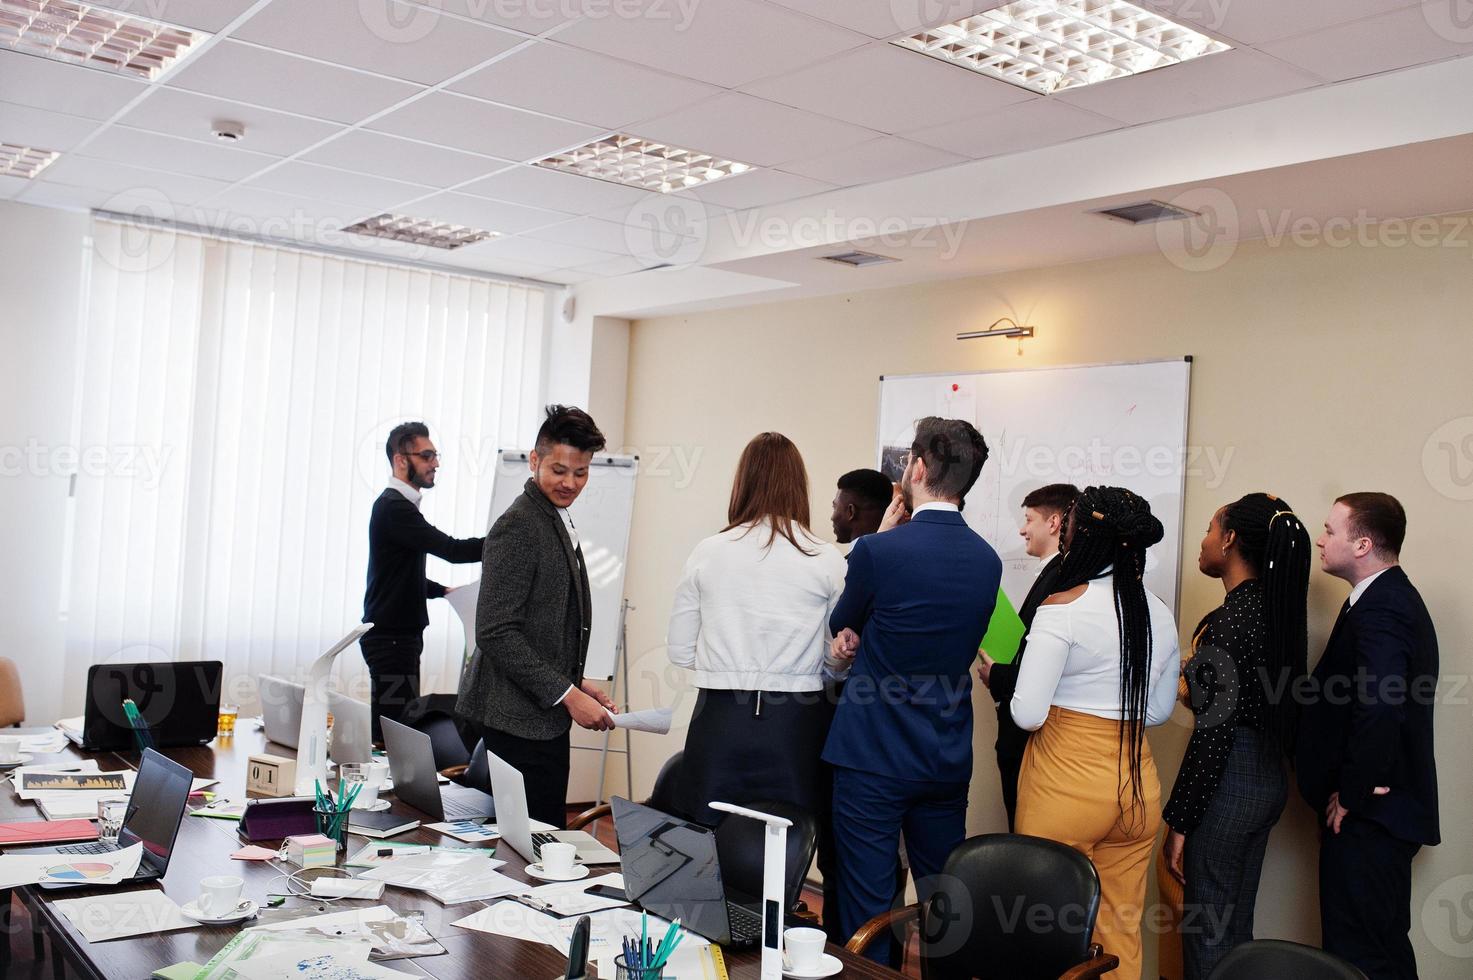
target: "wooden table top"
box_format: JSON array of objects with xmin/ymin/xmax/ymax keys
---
[{"xmin": 3, "ymin": 728, "xmax": 902, "ymax": 980}]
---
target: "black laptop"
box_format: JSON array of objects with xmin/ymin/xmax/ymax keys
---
[
  {"xmin": 15, "ymin": 749, "xmax": 193, "ymax": 889},
  {"xmin": 71, "ymin": 661, "xmax": 224, "ymax": 751},
  {"xmin": 611, "ymin": 797, "xmax": 765, "ymax": 947}
]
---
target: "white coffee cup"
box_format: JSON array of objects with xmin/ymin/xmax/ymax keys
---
[
  {"xmin": 539, "ymin": 841, "xmax": 578, "ymax": 876},
  {"xmin": 364, "ymin": 761, "xmax": 390, "ymax": 789},
  {"xmin": 784, "ymin": 927, "xmax": 826, "ymax": 972},
  {"xmin": 198, "ymin": 875, "xmax": 244, "ymax": 918},
  {"xmin": 0, "ymin": 735, "xmax": 21, "ymax": 763}
]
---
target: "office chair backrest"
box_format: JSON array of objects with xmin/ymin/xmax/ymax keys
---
[
  {"xmin": 1206, "ymin": 940, "xmax": 1368, "ymax": 980},
  {"xmin": 0, "ymin": 657, "xmax": 23, "ymax": 727},
  {"xmin": 463, "ymin": 738, "xmax": 491, "ymax": 794},
  {"xmin": 713, "ymin": 800, "xmax": 818, "ymax": 913},
  {"xmin": 647, "ymin": 751, "xmax": 683, "ymax": 817},
  {"xmin": 405, "ymin": 706, "xmax": 470, "ymax": 772},
  {"xmin": 920, "ymin": 833, "xmax": 1101, "ymax": 980}
]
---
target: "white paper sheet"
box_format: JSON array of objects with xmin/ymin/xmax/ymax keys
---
[
  {"xmin": 521, "ymin": 872, "xmax": 630, "ymax": 916},
  {"xmin": 53, "ymin": 886, "xmax": 192, "ymax": 943},
  {"xmin": 234, "ymin": 950, "xmax": 417, "ymax": 980},
  {"xmin": 0, "ymin": 843, "xmax": 143, "ymax": 889},
  {"xmin": 17, "ymin": 731, "xmax": 67, "ymax": 754},
  {"xmin": 453, "ymin": 902, "xmax": 697, "ymax": 958},
  {"xmin": 15, "ymin": 768, "xmax": 134, "ymax": 800},
  {"xmin": 357, "ymin": 850, "xmax": 519, "ymax": 904},
  {"xmin": 605, "ymin": 706, "xmax": 674, "ymax": 735},
  {"xmin": 424, "ymin": 820, "xmax": 499, "ymax": 843}
]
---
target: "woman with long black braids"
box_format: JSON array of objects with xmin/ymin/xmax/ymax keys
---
[
  {"xmin": 1160, "ymin": 493, "xmax": 1310, "ymax": 978},
  {"xmin": 1010, "ymin": 487, "xmax": 1181, "ymax": 980}
]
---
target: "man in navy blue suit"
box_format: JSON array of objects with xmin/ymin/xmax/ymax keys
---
[
  {"xmin": 824, "ymin": 416, "xmax": 1002, "ymax": 963},
  {"xmin": 1298, "ymin": 492, "xmax": 1439, "ymax": 980}
]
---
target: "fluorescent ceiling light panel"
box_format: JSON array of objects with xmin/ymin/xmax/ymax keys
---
[
  {"xmin": 0, "ymin": 0, "xmax": 207, "ymax": 80},
  {"xmin": 0, "ymin": 142, "xmax": 59, "ymax": 178},
  {"xmin": 892, "ymin": 0, "xmax": 1230, "ymax": 95},
  {"xmin": 342, "ymin": 213, "xmax": 497, "ymax": 250},
  {"xmin": 535, "ymin": 135, "xmax": 752, "ymax": 193}
]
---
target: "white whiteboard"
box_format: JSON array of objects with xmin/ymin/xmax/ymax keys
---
[
  {"xmin": 877, "ymin": 359, "xmax": 1192, "ymax": 613},
  {"xmin": 485, "ymin": 451, "xmax": 637, "ymax": 679}
]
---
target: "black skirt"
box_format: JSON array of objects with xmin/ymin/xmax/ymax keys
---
[{"xmin": 676, "ymin": 687, "xmax": 835, "ymax": 827}]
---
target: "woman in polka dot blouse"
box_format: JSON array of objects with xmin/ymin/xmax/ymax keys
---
[{"xmin": 1161, "ymin": 492, "xmax": 1311, "ymax": 979}]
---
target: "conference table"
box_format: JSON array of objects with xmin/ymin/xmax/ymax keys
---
[{"xmin": 1, "ymin": 726, "xmax": 903, "ymax": 979}]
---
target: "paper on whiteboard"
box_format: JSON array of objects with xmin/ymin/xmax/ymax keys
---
[{"xmin": 605, "ymin": 706, "xmax": 673, "ymax": 735}]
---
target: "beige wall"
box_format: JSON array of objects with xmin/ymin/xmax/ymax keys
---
[{"xmin": 618, "ymin": 219, "xmax": 1473, "ymax": 976}]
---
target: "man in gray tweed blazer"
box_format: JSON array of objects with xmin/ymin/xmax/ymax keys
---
[{"xmin": 456, "ymin": 405, "xmax": 618, "ymax": 827}]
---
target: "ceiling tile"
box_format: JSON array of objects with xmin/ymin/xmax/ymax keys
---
[
  {"xmin": 232, "ymin": 0, "xmax": 526, "ymax": 85},
  {"xmin": 742, "ymin": 43, "xmax": 1032, "ymax": 134},
  {"xmin": 79, "ymin": 126, "xmax": 279, "ymax": 182},
  {"xmin": 80, "ymin": 0, "xmax": 262, "ymax": 32},
  {"xmin": 634, "ymin": 92, "xmax": 880, "ymax": 168},
  {"xmin": 0, "ymin": 50, "xmax": 147, "ymax": 119},
  {"xmin": 780, "ymin": 136, "xmax": 966, "ymax": 186},
  {"xmin": 1140, "ymin": 0, "xmax": 1420, "ymax": 45},
  {"xmin": 458, "ymin": 164, "xmax": 652, "ymax": 214},
  {"xmin": 448, "ymin": 41, "xmax": 721, "ymax": 129},
  {"xmin": 245, "ymin": 161, "xmax": 436, "ymax": 211},
  {"xmin": 165, "ymin": 41, "xmax": 422, "ymax": 124},
  {"xmin": 113, "ymin": 89, "xmax": 343, "ymax": 157},
  {"xmin": 429, "ymin": 0, "xmax": 578, "ymax": 38},
  {"xmin": 35, "ymin": 156, "xmax": 230, "ymax": 203},
  {"xmin": 570, "ymin": 254, "xmax": 649, "ymax": 278},
  {"xmin": 1258, "ymin": 5, "xmax": 1473, "ymax": 82},
  {"xmin": 554, "ymin": 0, "xmax": 867, "ymax": 88},
  {"xmin": 185, "ymin": 187, "xmax": 377, "ymax": 238},
  {"xmin": 301, "ymin": 130, "xmax": 511, "ymax": 187},
  {"xmin": 0, "ymin": 101, "xmax": 101, "ymax": 151},
  {"xmin": 1053, "ymin": 48, "xmax": 1322, "ymax": 125},
  {"xmin": 0, "ymin": 174, "xmax": 28, "ymax": 199},
  {"xmin": 402, "ymin": 191, "xmax": 570, "ymax": 234},
  {"xmin": 14, "ymin": 180, "xmax": 115, "ymax": 211},
  {"xmin": 674, "ymin": 169, "xmax": 838, "ymax": 210},
  {"xmin": 468, "ymin": 235, "xmax": 619, "ymax": 268},
  {"xmin": 367, "ymin": 92, "xmax": 605, "ymax": 161},
  {"xmin": 524, "ymin": 215, "xmax": 679, "ymax": 254},
  {"xmin": 761, "ymin": 0, "xmax": 1006, "ymax": 40},
  {"xmin": 902, "ymin": 99, "xmax": 1119, "ymax": 159}
]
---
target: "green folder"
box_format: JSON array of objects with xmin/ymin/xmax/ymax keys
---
[{"xmin": 980, "ymin": 587, "xmax": 1027, "ymax": 665}]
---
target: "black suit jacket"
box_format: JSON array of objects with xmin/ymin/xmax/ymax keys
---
[
  {"xmin": 1296, "ymin": 566, "xmax": 1440, "ymax": 846},
  {"xmin": 456, "ymin": 480, "xmax": 593, "ymax": 741},
  {"xmin": 990, "ymin": 552, "xmax": 1066, "ymax": 760}
]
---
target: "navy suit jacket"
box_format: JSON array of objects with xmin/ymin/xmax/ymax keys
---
[
  {"xmin": 1296, "ymin": 566, "xmax": 1440, "ymax": 846},
  {"xmin": 823, "ymin": 509, "xmax": 1002, "ymax": 784}
]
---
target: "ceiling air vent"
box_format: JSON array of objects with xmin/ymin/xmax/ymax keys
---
[
  {"xmin": 820, "ymin": 250, "xmax": 899, "ymax": 268},
  {"xmin": 1092, "ymin": 200, "xmax": 1201, "ymax": 225}
]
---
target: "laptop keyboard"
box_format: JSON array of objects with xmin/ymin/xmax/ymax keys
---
[
  {"xmin": 531, "ymin": 831, "xmax": 559, "ymax": 859},
  {"xmin": 55, "ymin": 841, "xmax": 114, "ymax": 856},
  {"xmin": 727, "ymin": 902, "xmax": 762, "ymax": 944}
]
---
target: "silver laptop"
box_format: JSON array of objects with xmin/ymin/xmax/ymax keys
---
[
  {"xmin": 327, "ymin": 691, "xmax": 373, "ymax": 766},
  {"xmin": 260, "ymin": 675, "xmax": 305, "ymax": 749},
  {"xmin": 483, "ymin": 748, "xmax": 620, "ymax": 865},
  {"xmin": 381, "ymin": 717, "xmax": 494, "ymax": 823}
]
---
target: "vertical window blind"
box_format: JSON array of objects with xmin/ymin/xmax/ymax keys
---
[{"xmin": 65, "ymin": 218, "xmax": 547, "ymax": 708}]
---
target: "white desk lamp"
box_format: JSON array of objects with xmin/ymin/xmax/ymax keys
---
[
  {"xmin": 710, "ymin": 801, "xmax": 791, "ymax": 980},
  {"xmin": 294, "ymin": 623, "xmax": 373, "ymax": 796}
]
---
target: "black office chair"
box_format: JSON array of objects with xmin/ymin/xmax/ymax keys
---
[
  {"xmin": 459, "ymin": 738, "xmax": 492, "ymax": 794},
  {"xmin": 713, "ymin": 800, "xmax": 818, "ymax": 916},
  {"xmin": 567, "ymin": 751, "xmax": 685, "ymax": 831},
  {"xmin": 1206, "ymin": 940, "xmax": 1367, "ymax": 979},
  {"xmin": 847, "ymin": 833, "xmax": 1119, "ymax": 980},
  {"xmin": 400, "ymin": 697, "xmax": 472, "ymax": 773}
]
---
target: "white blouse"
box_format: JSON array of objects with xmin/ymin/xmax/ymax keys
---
[
  {"xmin": 667, "ymin": 521, "xmax": 848, "ymax": 693},
  {"xmin": 1010, "ymin": 577, "xmax": 1181, "ymax": 731}
]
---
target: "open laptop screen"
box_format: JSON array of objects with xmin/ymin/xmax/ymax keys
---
[
  {"xmin": 120, "ymin": 749, "xmax": 193, "ymax": 873},
  {"xmin": 83, "ymin": 662, "xmax": 223, "ymax": 750},
  {"xmin": 611, "ymin": 797, "xmax": 731, "ymax": 944}
]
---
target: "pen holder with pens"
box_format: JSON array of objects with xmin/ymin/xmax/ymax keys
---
[
  {"xmin": 312, "ymin": 805, "xmax": 348, "ymax": 852},
  {"xmin": 613, "ymin": 954, "xmax": 668, "ymax": 980}
]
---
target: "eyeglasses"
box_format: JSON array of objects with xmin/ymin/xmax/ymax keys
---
[{"xmin": 399, "ymin": 450, "xmax": 439, "ymax": 462}]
